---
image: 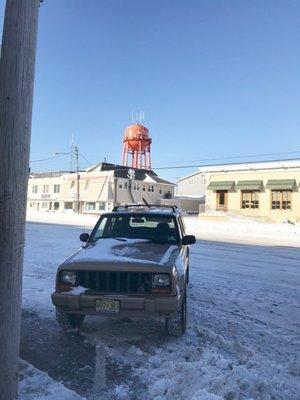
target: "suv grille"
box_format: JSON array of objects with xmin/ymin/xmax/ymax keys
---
[{"xmin": 77, "ymin": 271, "xmax": 153, "ymax": 294}]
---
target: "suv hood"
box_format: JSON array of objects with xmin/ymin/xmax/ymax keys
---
[{"xmin": 63, "ymin": 238, "xmax": 180, "ymax": 267}]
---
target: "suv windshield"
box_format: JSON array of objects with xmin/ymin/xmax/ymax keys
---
[{"xmin": 90, "ymin": 213, "xmax": 180, "ymax": 244}]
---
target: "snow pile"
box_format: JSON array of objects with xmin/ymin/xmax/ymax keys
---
[
  {"xmin": 68, "ymin": 286, "xmax": 88, "ymax": 295},
  {"xmin": 133, "ymin": 325, "xmax": 299, "ymax": 399},
  {"xmin": 69, "ymin": 238, "xmax": 158, "ymax": 264},
  {"xmin": 19, "ymin": 360, "xmax": 85, "ymax": 400},
  {"xmin": 184, "ymin": 216, "xmax": 300, "ymax": 246}
]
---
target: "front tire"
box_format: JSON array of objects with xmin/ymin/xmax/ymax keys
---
[
  {"xmin": 55, "ymin": 308, "xmax": 85, "ymax": 330},
  {"xmin": 166, "ymin": 288, "xmax": 187, "ymax": 337}
]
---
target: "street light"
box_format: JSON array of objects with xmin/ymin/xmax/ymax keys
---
[{"xmin": 54, "ymin": 147, "xmax": 80, "ymax": 213}]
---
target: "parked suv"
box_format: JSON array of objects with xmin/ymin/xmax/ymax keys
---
[{"xmin": 51, "ymin": 204, "xmax": 196, "ymax": 336}]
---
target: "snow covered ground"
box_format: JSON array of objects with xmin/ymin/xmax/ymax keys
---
[
  {"xmin": 184, "ymin": 216, "xmax": 300, "ymax": 247},
  {"xmin": 26, "ymin": 210, "xmax": 99, "ymax": 227},
  {"xmin": 21, "ymin": 214, "xmax": 300, "ymax": 399},
  {"xmin": 19, "ymin": 360, "xmax": 84, "ymax": 400}
]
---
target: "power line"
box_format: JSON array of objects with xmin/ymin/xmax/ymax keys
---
[
  {"xmin": 30, "ymin": 154, "xmax": 66, "ymax": 163},
  {"xmin": 79, "ymin": 152, "xmax": 93, "ymax": 166},
  {"xmin": 152, "ymin": 150, "xmax": 300, "ymax": 167},
  {"xmin": 29, "ymin": 149, "xmax": 300, "ymax": 171},
  {"xmin": 154, "ymin": 156, "xmax": 300, "ymax": 170}
]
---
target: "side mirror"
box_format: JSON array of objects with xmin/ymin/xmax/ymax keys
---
[
  {"xmin": 182, "ymin": 235, "xmax": 196, "ymax": 245},
  {"xmin": 80, "ymin": 233, "xmax": 90, "ymax": 243}
]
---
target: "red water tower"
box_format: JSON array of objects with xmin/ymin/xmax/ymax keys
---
[{"xmin": 122, "ymin": 123, "xmax": 152, "ymax": 170}]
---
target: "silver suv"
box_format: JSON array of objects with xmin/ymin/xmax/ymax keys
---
[{"xmin": 52, "ymin": 205, "xmax": 196, "ymax": 336}]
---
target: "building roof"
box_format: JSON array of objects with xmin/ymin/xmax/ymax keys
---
[
  {"xmin": 176, "ymin": 170, "xmax": 203, "ymax": 182},
  {"xmin": 30, "ymin": 162, "xmax": 175, "ymax": 185},
  {"xmin": 29, "ymin": 171, "xmax": 74, "ymax": 179},
  {"xmin": 86, "ymin": 162, "xmax": 175, "ymax": 185},
  {"xmin": 199, "ymin": 158, "xmax": 300, "ymax": 173},
  {"xmin": 177, "ymin": 158, "xmax": 300, "ymax": 182}
]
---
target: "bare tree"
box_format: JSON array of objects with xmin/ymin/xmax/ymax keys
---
[{"xmin": 0, "ymin": 1, "xmax": 40, "ymax": 398}]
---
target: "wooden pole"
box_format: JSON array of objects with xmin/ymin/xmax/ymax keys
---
[{"xmin": 0, "ymin": 1, "xmax": 40, "ymax": 399}]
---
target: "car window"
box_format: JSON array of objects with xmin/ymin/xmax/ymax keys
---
[
  {"xmin": 91, "ymin": 214, "xmax": 180, "ymax": 244},
  {"xmin": 94, "ymin": 216, "xmax": 108, "ymax": 240}
]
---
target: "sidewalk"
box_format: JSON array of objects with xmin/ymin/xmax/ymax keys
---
[{"xmin": 19, "ymin": 360, "xmax": 85, "ymax": 400}]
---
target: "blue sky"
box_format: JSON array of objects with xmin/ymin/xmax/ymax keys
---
[{"xmin": 1, "ymin": 0, "xmax": 300, "ymax": 181}]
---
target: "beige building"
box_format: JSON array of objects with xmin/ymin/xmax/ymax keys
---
[
  {"xmin": 205, "ymin": 159, "xmax": 300, "ymax": 223},
  {"xmin": 27, "ymin": 163, "xmax": 175, "ymax": 213}
]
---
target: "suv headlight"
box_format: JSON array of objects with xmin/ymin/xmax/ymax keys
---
[
  {"xmin": 60, "ymin": 271, "xmax": 76, "ymax": 285},
  {"xmin": 152, "ymin": 274, "xmax": 171, "ymax": 287}
]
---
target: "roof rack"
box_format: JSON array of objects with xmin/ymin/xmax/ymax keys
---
[{"xmin": 113, "ymin": 204, "xmax": 178, "ymax": 213}]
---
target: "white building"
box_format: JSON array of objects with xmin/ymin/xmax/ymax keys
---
[
  {"xmin": 176, "ymin": 170, "xmax": 207, "ymax": 198},
  {"xmin": 27, "ymin": 163, "xmax": 175, "ymax": 213}
]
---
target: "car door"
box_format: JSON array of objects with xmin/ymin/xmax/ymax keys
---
[{"xmin": 177, "ymin": 215, "xmax": 189, "ymax": 284}]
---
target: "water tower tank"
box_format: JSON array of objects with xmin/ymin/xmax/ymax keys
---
[
  {"xmin": 122, "ymin": 123, "xmax": 152, "ymax": 170},
  {"xmin": 123, "ymin": 124, "xmax": 151, "ymax": 151}
]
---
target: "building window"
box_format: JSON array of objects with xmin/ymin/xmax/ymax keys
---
[
  {"xmin": 133, "ymin": 182, "xmax": 140, "ymax": 191},
  {"xmin": 54, "ymin": 184, "xmax": 60, "ymax": 193},
  {"xmin": 43, "ymin": 185, "xmax": 49, "ymax": 194},
  {"xmin": 165, "ymin": 190, "xmax": 172, "ymax": 199},
  {"xmin": 99, "ymin": 202, "xmax": 106, "ymax": 211},
  {"xmin": 32, "ymin": 185, "xmax": 38, "ymax": 194},
  {"xmin": 124, "ymin": 182, "xmax": 128, "ymax": 189},
  {"xmin": 159, "ymin": 188, "xmax": 162, "ymax": 194},
  {"xmin": 64, "ymin": 202, "xmax": 73, "ymax": 210},
  {"xmin": 241, "ymin": 191, "xmax": 259, "ymax": 209},
  {"xmin": 85, "ymin": 202, "xmax": 96, "ymax": 211},
  {"xmin": 119, "ymin": 181, "xmax": 123, "ymax": 189},
  {"xmin": 271, "ymin": 190, "xmax": 292, "ymax": 210},
  {"xmin": 142, "ymin": 184, "xmax": 146, "ymax": 192},
  {"xmin": 151, "ymin": 185, "xmax": 154, "ymax": 192},
  {"xmin": 54, "ymin": 202, "xmax": 60, "ymax": 210},
  {"xmin": 70, "ymin": 180, "xmax": 75, "ymax": 189},
  {"xmin": 42, "ymin": 202, "xmax": 48, "ymax": 209}
]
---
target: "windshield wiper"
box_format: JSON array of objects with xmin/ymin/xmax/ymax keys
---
[
  {"xmin": 93, "ymin": 237, "xmax": 127, "ymax": 242},
  {"xmin": 130, "ymin": 237, "xmax": 156, "ymax": 243}
]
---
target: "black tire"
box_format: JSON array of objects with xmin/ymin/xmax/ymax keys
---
[
  {"xmin": 166, "ymin": 287, "xmax": 187, "ymax": 337},
  {"xmin": 55, "ymin": 308, "xmax": 85, "ymax": 330}
]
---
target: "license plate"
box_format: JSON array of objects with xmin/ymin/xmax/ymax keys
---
[{"xmin": 95, "ymin": 299, "xmax": 119, "ymax": 314}]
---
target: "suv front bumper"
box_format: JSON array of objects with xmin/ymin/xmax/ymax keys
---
[{"xmin": 51, "ymin": 291, "xmax": 182, "ymax": 317}]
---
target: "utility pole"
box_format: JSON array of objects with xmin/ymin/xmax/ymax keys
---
[
  {"xmin": 0, "ymin": 1, "xmax": 40, "ymax": 399},
  {"xmin": 128, "ymin": 168, "xmax": 135, "ymax": 203},
  {"xmin": 74, "ymin": 146, "xmax": 80, "ymax": 213},
  {"xmin": 54, "ymin": 145, "xmax": 81, "ymax": 213}
]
